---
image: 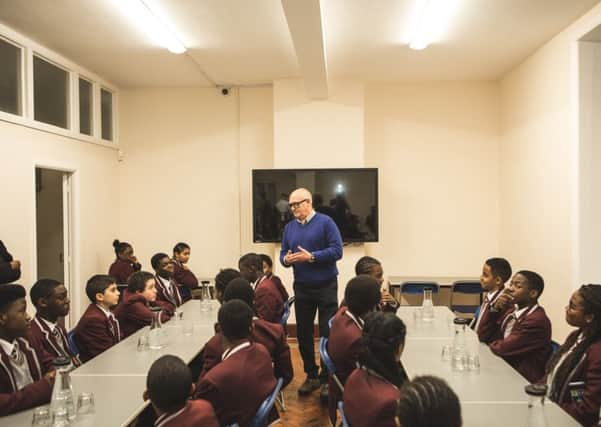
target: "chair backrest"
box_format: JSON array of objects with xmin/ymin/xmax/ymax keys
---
[
  {"xmin": 452, "ymin": 280, "xmax": 483, "ymax": 295},
  {"xmin": 551, "ymin": 340, "xmax": 561, "ymax": 354},
  {"xmin": 319, "ymin": 337, "xmax": 336, "ymax": 374},
  {"xmin": 328, "ymin": 315, "xmax": 335, "ymax": 329},
  {"xmin": 338, "ymin": 401, "xmax": 350, "ymax": 427},
  {"xmin": 280, "ymin": 300, "xmax": 291, "ymax": 326},
  {"xmin": 250, "ymin": 377, "xmax": 284, "ymax": 427},
  {"xmin": 400, "ymin": 281, "xmax": 440, "ymax": 295},
  {"xmin": 67, "ymin": 330, "xmax": 79, "ymax": 357}
]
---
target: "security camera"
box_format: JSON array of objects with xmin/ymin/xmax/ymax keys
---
[{"xmin": 220, "ymin": 87, "xmax": 231, "ymax": 96}]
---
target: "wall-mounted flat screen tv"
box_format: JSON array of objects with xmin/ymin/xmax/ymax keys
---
[{"xmin": 252, "ymin": 168, "xmax": 379, "ymax": 243}]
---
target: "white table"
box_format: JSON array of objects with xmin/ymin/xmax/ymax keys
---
[{"xmin": 3, "ymin": 300, "xmax": 219, "ymax": 426}]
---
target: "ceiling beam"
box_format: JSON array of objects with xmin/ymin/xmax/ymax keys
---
[{"xmin": 281, "ymin": 0, "xmax": 328, "ymax": 99}]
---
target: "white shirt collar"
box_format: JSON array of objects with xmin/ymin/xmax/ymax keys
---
[
  {"xmin": 513, "ymin": 304, "xmax": 538, "ymax": 319},
  {"xmin": 297, "ymin": 210, "xmax": 316, "ymax": 225},
  {"xmin": 0, "ymin": 338, "xmax": 16, "ymax": 356},
  {"xmin": 40, "ymin": 317, "xmax": 57, "ymax": 332},
  {"xmin": 221, "ymin": 341, "xmax": 251, "ymax": 361},
  {"xmin": 344, "ymin": 309, "xmax": 364, "ymax": 330},
  {"xmin": 485, "ymin": 289, "xmax": 503, "ymax": 303},
  {"xmin": 96, "ymin": 304, "xmax": 113, "ymax": 318}
]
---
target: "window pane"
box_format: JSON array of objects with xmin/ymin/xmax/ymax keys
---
[
  {"xmin": 34, "ymin": 56, "xmax": 68, "ymax": 129},
  {"xmin": 79, "ymin": 78, "xmax": 93, "ymax": 135},
  {"xmin": 101, "ymin": 88, "xmax": 113, "ymax": 141},
  {"xmin": 0, "ymin": 38, "xmax": 21, "ymax": 115}
]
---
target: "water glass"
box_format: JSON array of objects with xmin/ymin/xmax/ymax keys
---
[
  {"xmin": 31, "ymin": 406, "xmax": 50, "ymax": 426},
  {"xmin": 137, "ymin": 334, "xmax": 149, "ymax": 351},
  {"xmin": 468, "ymin": 354, "xmax": 480, "ymax": 372},
  {"xmin": 452, "ymin": 353, "xmax": 467, "ymax": 371},
  {"xmin": 77, "ymin": 392, "xmax": 95, "ymax": 415},
  {"xmin": 182, "ymin": 320, "xmax": 194, "ymax": 336},
  {"xmin": 51, "ymin": 407, "xmax": 70, "ymax": 427},
  {"xmin": 441, "ymin": 345, "xmax": 452, "ymax": 361}
]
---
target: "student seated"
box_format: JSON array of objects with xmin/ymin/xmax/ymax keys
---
[
  {"xmin": 344, "ymin": 312, "xmax": 407, "ymax": 427},
  {"xmin": 172, "ymin": 242, "xmax": 199, "ymax": 303},
  {"xmin": 195, "ymin": 300, "xmax": 278, "ymax": 427},
  {"xmin": 544, "ymin": 284, "xmax": 601, "ymax": 426},
  {"xmin": 328, "ymin": 275, "xmax": 381, "ymax": 423},
  {"xmin": 144, "ymin": 355, "xmax": 218, "ymax": 427},
  {"xmin": 239, "ymin": 253, "xmax": 288, "ymax": 324},
  {"xmin": 74, "ymin": 275, "xmax": 122, "ymax": 363},
  {"xmin": 108, "ymin": 239, "xmax": 141, "ymax": 285},
  {"xmin": 0, "ymin": 240, "xmax": 21, "ymax": 285},
  {"xmin": 213, "ymin": 268, "xmax": 241, "ymax": 305},
  {"xmin": 151, "ymin": 253, "xmax": 182, "ymax": 313},
  {"xmin": 198, "ymin": 278, "xmax": 293, "ymax": 388},
  {"xmin": 114, "ymin": 271, "xmax": 172, "ymax": 338},
  {"xmin": 474, "ymin": 257, "xmax": 513, "ymax": 342},
  {"xmin": 485, "ymin": 270, "xmax": 552, "ymax": 383},
  {"xmin": 259, "ymin": 254, "xmax": 289, "ymax": 300},
  {"xmin": 28, "ymin": 279, "xmax": 80, "ymax": 366},
  {"xmin": 355, "ymin": 256, "xmax": 399, "ymax": 312},
  {"xmin": 0, "ymin": 284, "xmax": 55, "ymax": 416},
  {"xmin": 396, "ymin": 376, "xmax": 462, "ymax": 427}
]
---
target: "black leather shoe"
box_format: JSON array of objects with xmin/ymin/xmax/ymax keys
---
[
  {"xmin": 320, "ymin": 383, "xmax": 329, "ymax": 404},
  {"xmin": 298, "ymin": 377, "xmax": 320, "ymax": 395}
]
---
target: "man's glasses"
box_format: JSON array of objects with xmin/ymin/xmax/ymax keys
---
[{"xmin": 289, "ymin": 199, "xmax": 308, "ymax": 209}]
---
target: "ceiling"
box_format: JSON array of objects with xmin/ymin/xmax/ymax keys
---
[{"xmin": 0, "ymin": 0, "xmax": 599, "ymax": 89}]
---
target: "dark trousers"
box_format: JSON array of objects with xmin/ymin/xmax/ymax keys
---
[{"xmin": 294, "ymin": 278, "xmax": 338, "ymax": 380}]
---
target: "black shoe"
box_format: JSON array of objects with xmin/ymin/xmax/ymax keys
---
[
  {"xmin": 320, "ymin": 383, "xmax": 329, "ymax": 404},
  {"xmin": 298, "ymin": 377, "xmax": 321, "ymax": 395}
]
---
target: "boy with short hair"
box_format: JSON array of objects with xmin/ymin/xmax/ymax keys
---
[
  {"xmin": 486, "ymin": 270, "xmax": 552, "ymax": 382},
  {"xmin": 474, "ymin": 257, "xmax": 513, "ymax": 342},
  {"xmin": 0, "ymin": 284, "xmax": 55, "ymax": 415},
  {"xmin": 239, "ymin": 253, "xmax": 289, "ymax": 324},
  {"xmin": 151, "ymin": 253, "xmax": 182, "ymax": 313},
  {"xmin": 144, "ymin": 355, "xmax": 218, "ymax": 427},
  {"xmin": 74, "ymin": 274, "xmax": 121, "ymax": 363},
  {"xmin": 198, "ymin": 278, "xmax": 293, "ymax": 388},
  {"xmin": 28, "ymin": 278, "xmax": 80, "ymax": 366},
  {"xmin": 195, "ymin": 300, "xmax": 277, "ymax": 427},
  {"xmin": 214, "ymin": 268, "xmax": 241, "ymax": 304}
]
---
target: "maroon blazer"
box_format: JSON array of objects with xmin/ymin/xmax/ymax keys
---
[
  {"xmin": 108, "ymin": 258, "xmax": 140, "ymax": 284},
  {"xmin": 549, "ymin": 331, "xmax": 601, "ymax": 427},
  {"xmin": 199, "ymin": 318, "xmax": 293, "ymax": 388},
  {"xmin": 488, "ymin": 305, "xmax": 552, "ymax": 383},
  {"xmin": 255, "ymin": 275, "xmax": 289, "ymax": 324},
  {"xmin": 195, "ymin": 342, "xmax": 277, "ymax": 427},
  {"xmin": 154, "ymin": 400, "xmax": 219, "ymax": 427},
  {"xmin": 475, "ymin": 290, "xmax": 513, "ymax": 343},
  {"xmin": 27, "ymin": 315, "xmax": 79, "ymax": 365},
  {"xmin": 343, "ymin": 368, "xmax": 401, "ymax": 427},
  {"xmin": 154, "ymin": 276, "xmax": 183, "ymax": 312},
  {"xmin": 74, "ymin": 304, "xmax": 122, "ymax": 363},
  {"xmin": 172, "ymin": 261, "xmax": 199, "ymax": 302},
  {"xmin": 113, "ymin": 291, "xmax": 172, "ymax": 338},
  {"xmin": 0, "ymin": 337, "xmax": 53, "ymax": 416}
]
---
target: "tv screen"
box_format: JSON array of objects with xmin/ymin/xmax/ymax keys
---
[{"xmin": 252, "ymin": 168, "xmax": 379, "ymax": 243}]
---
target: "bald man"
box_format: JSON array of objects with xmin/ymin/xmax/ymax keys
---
[{"xmin": 280, "ymin": 188, "xmax": 343, "ymax": 401}]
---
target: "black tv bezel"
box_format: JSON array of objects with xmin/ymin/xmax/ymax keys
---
[{"xmin": 252, "ymin": 167, "xmax": 379, "ymax": 243}]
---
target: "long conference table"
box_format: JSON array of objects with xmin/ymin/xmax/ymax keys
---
[
  {"xmin": 397, "ymin": 306, "xmax": 579, "ymax": 427},
  {"xmin": 4, "ymin": 299, "xmax": 220, "ymax": 426}
]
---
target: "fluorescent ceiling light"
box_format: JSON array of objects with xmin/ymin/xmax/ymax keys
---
[
  {"xmin": 118, "ymin": 0, "xmax": 186, "ymax": 54},
  {"xmin": 408, "ymin": 0, "xmax": 459, "ymax": 50}
]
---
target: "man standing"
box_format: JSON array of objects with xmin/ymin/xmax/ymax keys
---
[{"xmin": 280, "ymin": 188, "xmax": 343, "ymax": 399}]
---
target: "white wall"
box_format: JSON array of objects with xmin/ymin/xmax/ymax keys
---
[{"xmin": 0, "ymin": 120, "xmax": 119, "ymax": 322}]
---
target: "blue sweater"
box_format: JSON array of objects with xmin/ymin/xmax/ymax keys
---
[{"xmin": 279, "ymin": 212, "xmax": 343, "ymax": 284}]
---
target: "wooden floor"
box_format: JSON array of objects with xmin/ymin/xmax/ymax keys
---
[{"xmin": 276, "ymin": 339, "xmax": 331, "ymax": 427}]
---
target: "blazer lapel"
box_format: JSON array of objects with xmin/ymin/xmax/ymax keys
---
[{"xmin": 0, "ymin": 347, "xmax": 17, "ymax": 392}]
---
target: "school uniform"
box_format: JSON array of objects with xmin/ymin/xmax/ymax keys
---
[
  {"xmin": 154, "ymin": 275, "xmax": 183, "ymax": 314},
  {"xmin": 28, "ymin": 315, "xmax": 80, "ymax": 365},
  {"xmin": 547, "ymin": 331, "xmax": 601, "ymax": 427},
  {"xmin": 113, "ymin": 291, "xmax": 172, "ymax": 338},
  {"xmin": 473, "ymin": 288, "xmax": 512, "ymax": 343},
  {"xmin": 0, "ymin": 337, "xmax": 53, "ymax": 416},
  {"xmin": 0, "ymin": 240, "xmax": 20, "ymax": 285},
  {"xmin": 108, "ymin": 258, "xmax": 141, "ymax": 285},
  {"xmin": 488, "ymin": 304, "xmax": 552, "ymax": 383},
  {"xmin": 195, "ymin": 341, "xmax": 278, "ymax": 427},
  {"xmin": 74, "ymin": 304, "xmax": 122, "ymax": 363},
  {"xmin": 199, "ymin": 318, "xmax": 293, "ymax": 388},
  {"xmin": 343, "ymin": 367, "xmax": 402, "ymax": 427},
  {"xmin": 327, "ymin": 306, "xmax": 364, "ymax": 424},
  {"xmin": 172, "ymin": 260, "xmax": 199, "ymax": 302},
  {"xmin": 254, "ymin": 274, "xmax": 289, "ymax": 324},
  {"xmin": 154, "ymin": 400, "xmax": 219, "ymax": 427}
]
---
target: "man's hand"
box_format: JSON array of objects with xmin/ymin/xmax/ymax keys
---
[
  {"xmin": 493, "ymin": 289, "xmax": 513, "ymax": 311},
  {"xmin": 284, "ymin": 247, "xmax": 313, "ymax": 265},
  {"xmin": 10, "ymin": 260, "xmax": 20, "ymax": 270},
  {"xmin": 129, "ymin": 255, "xmax": 138, "ymax": 264},
  {"xmin": 380, "ymin": 288, "xmax": 397, "ymax": 305},
  {"xmin": 44, "ymin": 370, "xmax": 56, "ymax": 386}
]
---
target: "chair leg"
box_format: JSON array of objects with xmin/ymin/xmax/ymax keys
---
[{"xmin": 276, "ymin": 391, "xmax": 286, "ymax": 412}]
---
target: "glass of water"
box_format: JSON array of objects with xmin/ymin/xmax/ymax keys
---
[
  {"xmin": 31, "ymin": 406, "xmax": 50, "ymax": 426},
  {"xmin": 441, "ymin": 345, "xmax": 452, "ymax": 361}
]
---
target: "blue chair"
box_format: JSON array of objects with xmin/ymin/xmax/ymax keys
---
[
  {"xmin": 328, "ymin": 315, "xmax": 335, "ymax": 329},
  {"xmin": 67, "ymin": 330, "xmax": 79, "ymax": 357},
  {"xmin": 400, "ymin": 281, "xmax": 439, "ymax": 306},
  {"xmin": 450, "ymin": 280, "xmax": 483, "ymax": 314},
  {"xmin": 280, "ymin": 296, "xmax": 295, "ymax": 326},
  {"xmin": 319, "ymin": 337, "xmax": 344, "ymax": 392},
  {"xmin": 338, "ymin": 401, "xmax": 350, "ymax": 427},
  {"xmin": 250, "ymin": 377, "xmax": 284, "ymax": 427},
  {"xmin": 551, "ymin": 340, "xmax": 561, "ymax": 354}
]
